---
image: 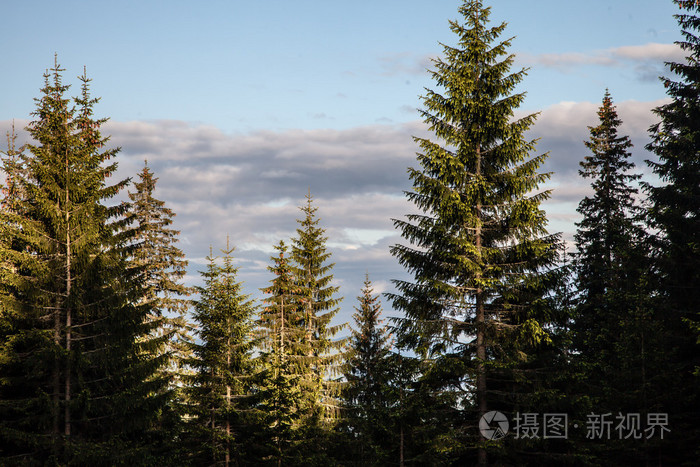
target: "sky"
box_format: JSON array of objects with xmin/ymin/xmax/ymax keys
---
[{"xmin": 0, "ymin": 0, "xmax": 686, "ymax": 332}]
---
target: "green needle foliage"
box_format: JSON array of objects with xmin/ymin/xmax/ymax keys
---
[
  {"xmin": 388, "ymin": 1, "xmax": 562, "ymax": 463},
  {"xmin": 290, "ymin": 192, "xmax": 346, "ymax": 426},
  {"xmin": 0, "ymin": 60, "xmax": 168, "ymax": 464},
  {"xmin": 125, "ymin": 161, "xmax": 194, "ymax": 460},
  {"xmin": 570, "ymin": 91, "xmax": 662, "ymax": 464},
  {"xmin": 342, "ymin": 275, "xmax": 393, "ymax": 465},
  {"xmin": 185, "ymin": 241, "xmax": 256, "ymax": 465},
  {"xmin": 257, "ymin": 240, "xmax": 306, "ymax": 464},
  {"xmin": 573, "ymin": 91, "xmax": 648, "ymax": 368},
  {"xmin": 127, "ymin": 162, "xmax": 193, "ymax": 386}
]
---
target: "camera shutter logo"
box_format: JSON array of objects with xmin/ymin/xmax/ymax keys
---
[{"xmin": 479, "ymin": 411, "xmax": 509, "ymax": 440}]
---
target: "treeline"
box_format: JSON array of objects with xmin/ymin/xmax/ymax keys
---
[{"xmin": 1, "ymin": 0, "xmax": 699, "ymax": 465}]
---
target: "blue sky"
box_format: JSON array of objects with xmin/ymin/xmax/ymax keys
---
[
  {"xmin": 1, "ymin": 0, "xmax": 686, "ymax": 329},
  {"xmin": 4, "ymin": 0, "xmax": 681, "ymax": 130}
]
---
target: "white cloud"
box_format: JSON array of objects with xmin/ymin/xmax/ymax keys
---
[
  {"xmin": 612, "ymin": 43, "xmax": 686, "ymax": 62},
  {"xmin": 531, "ymin": 52, "xmax": 617, "ymax": 69}
]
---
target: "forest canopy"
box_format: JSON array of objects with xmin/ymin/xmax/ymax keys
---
[{"xmin": 1, "ymin": 1, "xmax": 698, "ymax": 466}]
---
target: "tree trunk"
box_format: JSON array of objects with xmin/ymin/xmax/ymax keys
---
[
  {"xmin": 271, "ymin": 297, "xmax": 283, "ymax": 467},
  {"xmin": 399, "ymin": 424, "xmax": 405, "ymax": 467},
  {"xmin": 475, "ymin": 141, "xmax": 487, "ymax": 467},
  {"xmin": 226, "ymin": 323, "xmax": 231, "ymax": 467},
  {"xmin": 64, "ymin": 178, "xmax": 71, "ymax": 440},
  {"xmin": 53, "ymin": 297, "xmax": 61, "ymax": 450}
]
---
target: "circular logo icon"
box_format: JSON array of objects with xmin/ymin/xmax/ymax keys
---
[{"xmin": 479, "ymin": 411, "xmax": 509, "ymax": 440}]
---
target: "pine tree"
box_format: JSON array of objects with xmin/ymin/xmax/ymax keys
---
[
  {"xmin": 256, "ymin": 240, "xmax": 307, "ymax": 464},
  {"xmin": 127, "ymin": 161, "xmax": 193, "ymax": 387},
  {"xmin": 342, "ymin": 275, "xmax": 393, "ymax": 465},
  {"xmin": 124, "ymin": 161, "xmax": 194, "ymax": 459},
  {"xmin": 290, "ymin": 192, "xmax": 345, "ymax": 424},
  {"xmin": 573, "ymin": 90, "xmax": 647, "ymax": 368},
  {"xmin": 185, "ymin": 241, "xmax": 256, "ymax": 466},
  {"xmin": 0, "ymin": 61, "xmax": 167, "ymax": 464},
  {"xmin": 338, "ymin": 284, "xmax": 463, "ymax": 466},
  {"xmin": 570, "ymin": 91, "xmax": 661, "ymax": 464},
  {"xmin": 388, "ymin": 2, "xmax": 561, "ymax": 464},
  {"xmin": 1, "ymin": 121, "xmax": 24, "ymax": 212},
  {"xmin": 0, "ymin": 122, "xmax": 27, "ymax": 459},
  {"xmin": 643, "ymin": 1, "xmax": 700, "ymax": 461},
  {"xmin": 0, "ymin": 121, "xmax": 24, "ymax": 339}
]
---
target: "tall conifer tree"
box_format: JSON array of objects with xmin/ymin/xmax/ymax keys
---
[
  {"xmin": 573, "ymin": 91, "xmax": 647, "ymax": 365},
  {"xmin": 185, "ymin": 242, "xmax": 256, "ymax": 466},
  {"xmin": 290, "ymin": 192, "xmax": 345, "ymax": 424},
  {"xmin": 342, "ymin": 275, "xmax": 393, "ymax": 465},
  {"xmin": 256, "ymin": 241, "xmax": 306, "ymax": 464},
  {"xmin": 0, "ymin": 62, "xmax": 167, "ymax": 464},
  {"xmin": 0, "ymin": 122, "xmax": 24, "ymax": 341},
  {"xmin": 570, "ymin": 91, "xmax": 661, "ymax": 464},
  {"xmin": 388, "ymin": 2, "xmax": 561, "ymax": 464},
  {"xmin": 127, "ymin": 161, "xmax": 193, "ymax": 385},
  {"xmin": 644, "ymin": 1, "xmax": 700, "ymax": 461}
]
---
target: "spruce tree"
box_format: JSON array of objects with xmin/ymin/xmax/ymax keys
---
[
  {"xmin": 388, "ymin": 2, "xmax": 561, "ymax": 464},
  {"xmin": 0, "ymin": 123, "xmax": 27, "ymax": 459},
  {"xmin": 1, "ymin": 122, "xmax": 24, "ymax": 212},
  {"xmin": 342, "ymin": 275, "xmax": 393, "ymax": 465},
  {"xmin": 573, "ymin": 91, "xmax": 646, "ymax": 368},
  {"xmin": 127, "ymin": 161, "xmax": 193, "ymax": 386},
  {"xmin": 124, "ymin": 161, "xmax": 193, "ymax": 459},
  {"xmin": 256, "ymin": 240, "xmax": 307, "ymax": 464},
  {"xmin": 185, "ymin": 241, "xmax": 256, "ymax": 466},
  {"xmin": 643, "ymin": 1, "xmax": 700, "ymax": 461},
  {"xmin": 0, "ymin": 62, "xmax": 167, "ymax": 464},
  {"xmin": 570, "ymin": 91, "xmax": 661, "ymax": 464},
  {"xmin": 290, "ymin": 192, "xmax": 345, "ymax": 424},
  {"xmin": 0, "ymin": 122, "xmax": 24, "ymax": 339}
]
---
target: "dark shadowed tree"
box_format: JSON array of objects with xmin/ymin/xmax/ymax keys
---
[
  {"xmin": 341, "ymin": 275, "xmax": 393, "ymax": 465},
  {"xmin": 127, "ymin": 161, "xmax": 193, "ymax": 387},
  {"xmin": 125, "ymin": 161, "xmax": 194, "ymax": 459},
  {"xmin": 643, "ymin": 1, "xmax": 700, "ymax": 462},
  {"xmin": 570, "ymin": 91, "xmax": 662, "ymax": 465}
]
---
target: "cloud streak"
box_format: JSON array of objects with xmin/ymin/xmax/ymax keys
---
[
  {"xmin": 378, "ymin": 52, "xmax": 436, "ymax": 76},
  {"xmin": 376, "ymin": 43, "xmax": 685, "ymax": 82},
  {"xmin": 520, "ymin": 43, "xmax": 685, "ymax": 81}
]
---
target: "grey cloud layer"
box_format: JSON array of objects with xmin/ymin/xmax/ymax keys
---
[
  {"xmin": 109, "ymin": 121, "xmax": 422, "ymax": 204},
  {"xmin": 528, "ymin": 98, "xmax": 668, "ymax": 177},
  {"xmin": 0, "ymin": 98, "xmax": 664, "ymax": 325}
]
